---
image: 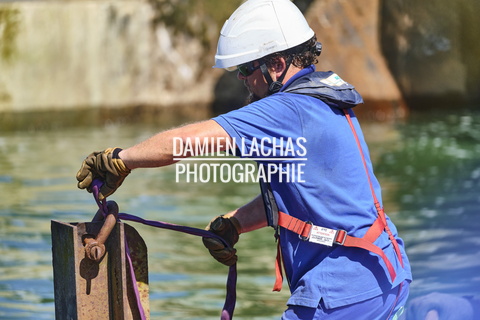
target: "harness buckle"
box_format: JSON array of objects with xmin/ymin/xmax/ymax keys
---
[
  {"xmin": 334, "ymin": 229, "xmax": 348, "ymax": 246},
  {"xmin": 299, "ymin": 221, "xmax": 312, "ymax": 241}
]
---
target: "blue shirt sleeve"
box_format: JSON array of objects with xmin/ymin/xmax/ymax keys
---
[{"xmin": 212, "ymin": 94, "xmax": 306, "ymax": 161}]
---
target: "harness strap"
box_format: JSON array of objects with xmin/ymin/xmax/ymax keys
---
[
  {"xmin": 342, "ymin": 109, "xmax": 404, "ymax": 270},
  {"xmin": 272, "ymin": 109, "xmax": 404, "ymax": 291},
  {"xmin": 273, "ymin": 240, "xmax": 284, "ymax": 292},
  {"xmin": 274, "ymin": 212, "xmax": 397, "ymax": 287},
  {"xmin": 341, "ymin": 224, "xmax": 397, "ymax": 282},
  {"xmin": 278, "ymin": 211, "xmax": 312, "ymax": 239}
]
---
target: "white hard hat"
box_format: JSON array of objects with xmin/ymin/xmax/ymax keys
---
[{"xmin": 213, "ymin": 0, "xmax": 315, "ymax": 70}]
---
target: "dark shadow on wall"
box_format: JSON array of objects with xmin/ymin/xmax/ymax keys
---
[
  {"xmin": 292, "ymin": 0, "xmax": 315, "ymax": 13},
  {"xmin": 379, "ymin": 0, "xmax": 480, "ymax": 110},
  {"xmin": 211, "ymin": 71, "xmax": 249, "ymax": 116}
]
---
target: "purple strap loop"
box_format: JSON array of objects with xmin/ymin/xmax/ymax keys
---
[{"xmin": 91, "ymin": 180, "xmax": 237, "ymax": 320}]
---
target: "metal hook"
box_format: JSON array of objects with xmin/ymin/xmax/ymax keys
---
[{"xmin": 83, "ymin": 201, "xmax": 119, "ymax": 262}]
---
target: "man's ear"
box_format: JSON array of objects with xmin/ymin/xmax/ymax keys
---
[{"xmin": 273, "ymin": 57, "xmax": 287, "ymax": 77}]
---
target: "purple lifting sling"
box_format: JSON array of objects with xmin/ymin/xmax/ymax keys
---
[{"xmin": 91, "ymin": 180, "xmax": 237, "ymax": 320}]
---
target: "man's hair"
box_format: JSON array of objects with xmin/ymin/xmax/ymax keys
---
[{"xmin": 264, "ymin": 35, "xmax": 321, "ymax": 69}]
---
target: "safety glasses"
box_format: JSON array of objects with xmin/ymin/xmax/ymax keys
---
[{"xmin": 237, "ymin": 61, "xmax": 262, "ymax": 77}]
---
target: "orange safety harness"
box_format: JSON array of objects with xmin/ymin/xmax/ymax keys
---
[{"xmin": 272, "ymin": 109, "xmax": 405, "ymax": 292}]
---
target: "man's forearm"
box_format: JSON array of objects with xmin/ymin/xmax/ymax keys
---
[
  {"xmin": 117, "ymin": 118, "xmax": 268, "ymax": 232},
  {"xmin": 224, "ymin": 195, "xmax": 268, "ymax": 233},
  {"xmin": 119, "ymin": 120, "xmax": 231, "ymax": 169}
]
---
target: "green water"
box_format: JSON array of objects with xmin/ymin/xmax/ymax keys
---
[{"xmin": 0, "ymin": 108, "xmax": 479, "ymax": 319}]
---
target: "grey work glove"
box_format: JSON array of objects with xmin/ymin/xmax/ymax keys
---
[
  {"xmin": 76, "ymin": 147, "xmax": 131, "ymax": 200},
  {"xmin": 202, "ymin": 215, "xmax": 241, "ymax": 266}
]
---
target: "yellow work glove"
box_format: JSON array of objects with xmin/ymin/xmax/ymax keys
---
[
  {"xmin": 202, "ymin": 215, "xmax": 241, "ymax": 266},
  {"xmin": 76, "ymin": 147, "xmax": 131, "ymax": 200}
]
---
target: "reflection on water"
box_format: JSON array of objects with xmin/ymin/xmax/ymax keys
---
[
  {"xmin": 374, "ymin": 111, "xmax": 480, "ymax": 300},
  {"xmin": 0, "ymin": 108, "xmax": 479, "ymax": 319}
]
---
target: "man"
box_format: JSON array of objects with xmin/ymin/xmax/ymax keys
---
[{"xmin": 76, "ymin": 0, "xmax": 412, "ymax": 319}]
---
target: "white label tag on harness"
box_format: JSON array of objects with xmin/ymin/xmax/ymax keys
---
[
  {"xmin": 309, "ymin": 226, "xmax": 337, "ymax": 246},
  {"xmin": 319, "ymin": 73, "xmax": 347, "ymax": 87}
]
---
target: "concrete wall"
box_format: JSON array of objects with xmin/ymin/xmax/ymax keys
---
[
  {"xmin": 2, "ymin": 0, "xmax": 474, "ymax": 120},
  {"xmin": 0, "ymin": 1, "xmax": 220, "ymax": 113},
  {"xmin": 380, "ymin": 0, "xmax": 480, "ymax": 109}
]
